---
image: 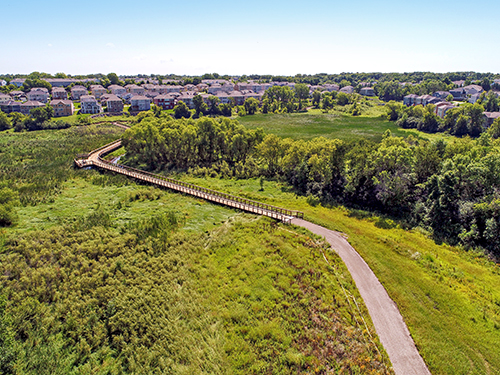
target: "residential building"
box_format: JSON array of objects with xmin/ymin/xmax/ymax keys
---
[
  {"xmin": 10, "ymin": 78, "xmax": 25, "ymax": 87},
  {"xmin": 0, "ymin": 94, "xmax": 11, "ymax": 104},
  {"xmin": 322, "ymin": 84, "xmax": 340, "ymax": 92},
  {"xmin": 27, "ymin": 89, "xmax": 50, "ymax": 103},
  {"xmin": 43, "ymin": 78, "xmax": 77, "ymax": 87},
  {"xmin": 9, "ymin": 91, "xmax": 25, "ymax": 100},
  {"xmin": 90, "ymin": 85, "xmax": 107, "ymax": 98},
  {"xmin": 71, "ymin": 85, "xmax": 88, "ymax": 100},
  {"xmin": 176, "ymin": 92, "xmax": 196, "ymax": 108},
  {"xmin": 0, "ymin": 101, "xmax": 21, "ymax": 114},
  {"xmin": 339, "ymin": 86, "xmax": 354, "ymax": 94},
  {"xmin": 359, "ymin": 87, "xmax": 375, "ymax": 96},
  {"xmin": 52, "ymin": 87, "xmax": 67, "ymax": 100},
  {"xmin": 105, "ymin": 95, "xmax": 124, "ymax": 113},
  {"xmin": 403, "ymin": 94, "xmax": 418, "ymax": 106},
  {"xmin": 108, "ymin": 84, "xmax": 127, "ymax": 96},
  {"xmin": 153, "ymin": 94, "xmax": 176, "ymax": 110},
  {"xmin": 436, "ymin": 104, "xmax": 456, "ymax": 118},
  {"xmin": 484, "ymin": 112, "xmax": 500, "ymax": 127},
  {"xmin": 130, "ymin": 95, "xmax": 151, "ymax": 112},
  {"xmin": 50, "ymin": 99, "xmax": 74, "ymax": 117},
  {"xmin": 20, "ymin": 101, "xmax": 45, "ymax": 115},
  {"xmin": 433, "ymin": 91, "xmax": 451, "ymax": 99},
  {"xmin": 0, "ymin": 80, "xmax": 6, "ymax": 86},
  {"xmin": 80, "ymin": 95, "xmax": 102, "ymax": 114},
  {"xmin": 125, "ymin": 84, "xmax": 145, "ymax": 95}
]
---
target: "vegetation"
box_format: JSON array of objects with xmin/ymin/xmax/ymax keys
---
[{"xmin": 0, "ymin": 124, "xmax": 392, "ymax": 374}]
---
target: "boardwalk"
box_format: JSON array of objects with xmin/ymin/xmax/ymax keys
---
[
  {"xmin": 75, "ymin": 135, "xmax": 432, "ymax": 375},
  {"xmin": 75, "ymin": 140, "xmax": 304, "ymax": 222}
]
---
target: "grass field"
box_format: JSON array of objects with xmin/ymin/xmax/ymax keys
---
[
  {"xmin": 236, "ymin": 108, "xmax": 453, "ymax": 143},
  {"xmin": 177, "ymin": 175, "xmax": 500, "ymax": 375},
  {"xmin": 0, "ymin": 126, "xmax": 393, "ymax": 374}
]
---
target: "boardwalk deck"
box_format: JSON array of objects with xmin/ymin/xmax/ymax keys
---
[{"xmin": 75, "ymin": 139, "xmax": 303, "ymax": 222}]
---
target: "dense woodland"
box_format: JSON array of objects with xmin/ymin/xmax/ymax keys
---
[{"xmin": 123, "ymin": 116, "xmax": 500, "ymax": 257}]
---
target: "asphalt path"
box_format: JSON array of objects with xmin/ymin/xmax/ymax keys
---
[{"xmin": 291, "ymin": 218, "xmax": 432, "ymax": 375}]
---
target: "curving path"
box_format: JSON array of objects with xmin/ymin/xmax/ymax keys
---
[
  {"xmin": 291, "ymin": 219, "xmax": 432, "ymax": 375},
  {"xmin": 75, "ymin": 125, "xmax": 432, "ymax": 375}
]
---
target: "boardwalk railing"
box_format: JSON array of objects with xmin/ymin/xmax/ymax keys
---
[{"xmin": 75, "ymin": 140, "xmax": 304, "ymax": 222}]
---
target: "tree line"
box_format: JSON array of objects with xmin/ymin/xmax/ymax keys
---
[
  {"xmin": 124, "ymin": 117, "xmax": 500, "ymax": 257},
  {"xmin": 386, "ymin": 93, "xmax": 500, "ymax": 138}
]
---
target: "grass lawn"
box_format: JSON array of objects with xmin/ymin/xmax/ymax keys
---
[
  {"xmin": 175, "ymin": 175, "xmax": 500, "ymax": 375},
  {"xmin": 236, "ymin": 109, "xmax": 445, "ymax": 143}
]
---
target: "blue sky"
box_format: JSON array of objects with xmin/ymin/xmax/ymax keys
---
[{"xmin": 2, "ymin": 0, "xmax": 499, "ymax": 75}]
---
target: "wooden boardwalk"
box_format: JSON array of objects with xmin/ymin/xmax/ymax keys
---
[{"xmin": 75, "ymin": 140, "xmax": 304, "ymax": 222}]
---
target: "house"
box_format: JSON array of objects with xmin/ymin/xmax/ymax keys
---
[
  {"xmin": 50, "ymin": 99, "xmax": 74, "ymax": 117},
  {"xmin": 452, "ymin": 80, "xmax": 465, "ymax": 87},
  {"xmin": 216, "ymin": 92, "xmax": 230, "ymax": 104},
  {"xmin": 90, "ymin": 85, "xmax": 107, "ymax": 99},
  {"xmin": 71, "ymin": 85, "xmax": 88, "ymax": 100},
  {"xmin": 437, "ymin": 104, "xmax": 456, "ymax": 118},
  {"xmin": 125, "ymin": 84, "xmax": 145, "ymax": 95},
  {"xmin": 105, "ymin": 95, "xmax": 124, "ymax": 113},
  {"xmin": 10, "ymin": 78, "xmax": 26, "ymax": 87},
  {"xmin": 20, "ymin": 101, "xmax": 45, "ymax": 115},
  {"xmin": 433, "ymin": 91, "xmax": 451, "ymax": 99},
  {"xmin": 0, "ymin": 94, "xmax": 11, "ymax": 104},
  {"xmin": 450, "ymin": 88, "xmax": 465, "ymax": 100},
  {"xmin": 27, "ymin": 89, "xmax": 50, "ymax": 103},
  {"xmin": 322, "ymin": 84, "xmax": 340, "ymax": 92},
  {"xmin": 108, "ymin": 84, "xmax": 127, "ymax": 96},
  {"xmin": 0, "ymin": 80, "xmax": 6, "ymax": 86},
  {"xmin": 339, "ymin": 86, "xmax": 354, "ymax": 94},
  {"xmin": 208, "ymin": 83, "xmax": 223, "ymax": 95},
  {"xmin": 52, "ymin": 87, "xmax": 67, "ymax": 100},
  {"xmin": 227, "ymin": 91, "xmax": 245, "ymax": 106},
  {"xmin": 9, "ymin": 91, "xmax": 25, "ymax": 100},
  {"xmin": 153, "ymin": 94, "xmax": 176, "ymax": 110},
  {"xmin": 0, "ymin": 101, "xmax": 21, "ymax": 114},
  {"xmin": 463, "ymin": 84, "xmax": 483, "ymax": 96},
  {"xmin": 176, "ymin": 92, "xmax": 196, "ymax": 108},
  {"xmin": 403, "ymin": 94, "xmax": 418, "ymax": 106},
  {"xmin": 359, "ymin": 87, "xmax": 375, "ymax": 96},
  {"xmin": 130, "ymin": 95, "xmax": 151, "ymax": 112},
  {"xmin": 165, "ymin": 85, "xmax": 182, "ymax": 93},
  {"xmin": 44, "ymin": 78, "xmax": 76, "ymax": 87},
  {"xmin": 483, "ymin": 112, "xmax": 500, "ymax": 127},
  {"xmin": 80, "ymin": 95, "xmax": 102, "ymax": 114}
]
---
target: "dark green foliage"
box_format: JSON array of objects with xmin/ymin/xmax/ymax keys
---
[
  {"xmin": 173, "ymin": 101, "xmax": 191, "ymax": 119},
  {"xmin": 0, "ymin": 293, "xmax": 16, "ymax": 374},
  {"xmin": 0, "ymin": 111, "xmax": 11, "ymax": 131},
  {"xmin": 0, "ymin": 188, "xmax": 19, "ymax": 227}
]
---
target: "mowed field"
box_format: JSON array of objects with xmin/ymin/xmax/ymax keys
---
[{"xmin": 236, "ymin": 108, "xmax": 452, "ymax": 143}]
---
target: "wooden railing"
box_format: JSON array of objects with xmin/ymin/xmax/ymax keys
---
[{"xmin": 75, "ymin": 140, "xmax": 304, "ymax": 221}]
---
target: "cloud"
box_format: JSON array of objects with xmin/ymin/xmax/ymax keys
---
[
  {"xmin": 48, "ymin": 43, "xmax": 53, "ymax": 47},
  {"xmin": 106, "ymin": 42, "xmax": 115, "ymax": 48}
]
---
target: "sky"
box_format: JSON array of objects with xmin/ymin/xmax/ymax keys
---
[{"xmin": 2, "ymin": 0, "xmax": 500, "ymax": 76}]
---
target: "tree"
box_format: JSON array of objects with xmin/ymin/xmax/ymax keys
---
[
  {"xmin": 193, "ymin": 95, "xmax": 204, "ymax": 116},
  {"xmin": 173, "ymin": 101, "xmax": 191, "ymax": 119},
  {"xmin": 487, "ymin": 118, "xmax": 500, "ymax": 139},
  {"xmin": 219, "ymin": 103, "xmax": 232, "ymax": 117},
  {"xmin": 207, "ymin": 96, "xmax": 220, "ymax": 116},
  {"xmin": 294, "ymin": 83, "xmax": 309, "ymax": 110},
  {"xmin": 312, "ymin": 90, "xmax": 321, "ymax": 107},
  {"xmin": 483, "ymin": 91, "xmax": 499, "ymax": 112},
  {"xmin": 446, "ymin": 94, "xmax": 454, "ymax": 102},
  {"xmin": 244, "ymin": 98, "xmax": 259, "ymax": 115},
  {"xmin": 481, "ymin": 78, "xmax": 491, "ymax": 92},
  {"xmin": 385, "ymin": 101, "xmax": 402, "ymax": 121},
  {"xmin": 0, "ymin": 110, "xmax": 11, "ymax": 131},
  {"xmin": 336, "ymin": 92, "xmax": 350, "ymax": 106}
]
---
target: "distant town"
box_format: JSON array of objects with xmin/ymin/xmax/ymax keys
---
[{"xmin": 1, "ymin": 73, "xmax": 499, "ymax": 126}]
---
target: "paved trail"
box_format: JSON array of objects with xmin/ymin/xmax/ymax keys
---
[{"xmin": 291, "ymin": 218, "xmax": 431, "ymax": 375}]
